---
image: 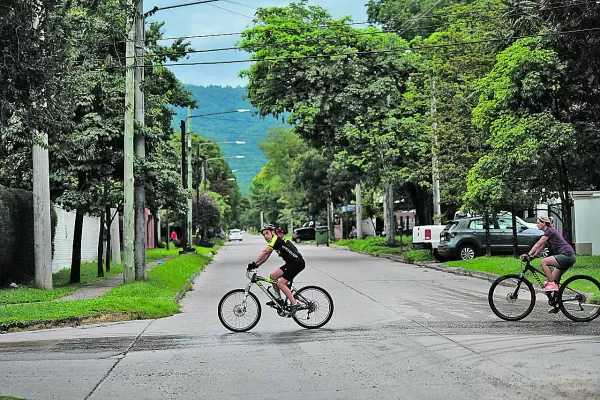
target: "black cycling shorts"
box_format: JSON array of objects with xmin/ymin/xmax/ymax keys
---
[{"xmin": 280, "ymin": 258, "xmax": 305, "ymax": 282}]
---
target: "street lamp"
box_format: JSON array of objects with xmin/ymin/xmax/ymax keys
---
[{"xmin": 179, "ymin": 108, "xmax": 250, "ymax": 252}]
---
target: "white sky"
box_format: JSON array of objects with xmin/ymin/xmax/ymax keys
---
[{"xmin": 147, "ymin": 0, "xmax": 370, "ymax": 87}]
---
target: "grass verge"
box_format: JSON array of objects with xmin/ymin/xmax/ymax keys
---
[
  {"xmin": 331, "ymin": 235, "xmax": 433, "ymax": 261},
  {"xmin": 445, "ymin": 256, "xmax": 600, "ymax": 297},
  {"xmin": 0, "ymin": 246, "xmax": 215, "ymax": 331}
]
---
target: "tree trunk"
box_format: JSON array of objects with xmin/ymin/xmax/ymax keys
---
[
  {"xmin": 105, "ymin": 207, "xmax": 112, "ymax": 273},
  {"xmin": 407, "ymin": 182, "xmax": 432, "ymax": 225},
  {"xmin": 385, "ymin": 183, "xmax": 395, "ymax": 247},
  {"xmin": 69, "ymin": 171, "xmax": 86, "ymax": 284},
  {"xmin": 484, "ymin": 212, "xmax": 491, "ymax": 257},
  {"xmin": 152, "ymin": 208, "xmax": 159, "ymax": 249},
  {"xmin": 559, "ymin": 157, "xmax": 573, "ymax": 244},
  {"xmin": 511, "ymin": 204, "xmax": 519, "ymax": 258},
  {"xmin": 70, "ymin": 209, "xmax": 84, "ymax": 283},
  {"xmin": 97, "ymin": 211, "xmax": 105, "ymax": 277}
]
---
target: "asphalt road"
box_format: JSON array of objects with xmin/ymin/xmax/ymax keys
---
[{"xmin": 1, "ymin": 235, "xmax": 599, "ymax": 399}]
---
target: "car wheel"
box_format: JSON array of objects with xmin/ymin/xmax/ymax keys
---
[
  {"xmin": 294, "ymin": 237, "xmax": 301, "ymax": 243},
  {"xmin": 458, "ymin": 244, "xmax": 476, "ymax": 260},
  {"xmin": 539, "ymin": 247, "xmax": 549, "ymax": 258},
  {"xmin": 433, "ymin": 249, "xmax": 447, "ymax": 262}
]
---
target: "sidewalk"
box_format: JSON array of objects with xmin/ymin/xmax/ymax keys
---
[{"xmin": 57, "ymin": 258, "xmax": 172, "ymax": 302}]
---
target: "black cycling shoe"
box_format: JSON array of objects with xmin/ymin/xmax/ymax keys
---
[{"xmin": 286, "ymin": 302, "xmax": 303, "ymax": 317}]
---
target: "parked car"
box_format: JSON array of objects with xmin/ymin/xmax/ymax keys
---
[
  {"xmin": 412, "ymin": 225, "xmax": 447, "ymax": 261},
  {"xmin": 228, "ymin": 229, "xmax": 243, "ymax": 241},
  {"xmin": 437, "ymin": 215, "xmax": 549, "ymax": 260},
  {"xmin": 292, "ymin": 227, "xmax": 315, "ymax": 243}
]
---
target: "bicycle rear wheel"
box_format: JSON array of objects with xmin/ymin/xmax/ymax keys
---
[
  {"xmin": 292, "ymin": 285, "xmax": 334, "ymax": 329},
  {"xmin": 218, "ymin": 289, "xmax": 262, "ymax": 332},
  {"xmin": 488, "ymin": 274, "xmax": 536, "ymax": 321},
  {"xmin": 558, "ymin": 275, "xmax": 600, "ymax": 322}
]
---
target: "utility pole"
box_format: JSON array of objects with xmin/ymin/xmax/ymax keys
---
[
  {"xmin": 431, "ymin": 77, "xmax": 441, "ymax": 225},
  {"xmin": 32, "ymin": 4, "xmax": 52, "ymax": 290},
  {"xmin": 134, "ymin": 0, "xmax": 146, "ymax": 280},
  {"xmin": 186, "ymin": 106, "xmax": 193, "ymax": 248},
  {"xmin": 195, "ymin": 144, "xmax": 200, "ymax": 245},
  {"xmin": 356, "ymin": 183, "xmax": 363, "ymax": 239},
  {"xmin": 122, "ymin": 0, "xmax": 136, "ymax": 283},
  {"xmin": 180, "ymin": 119, "xmax": 188, "ymax": 251}
]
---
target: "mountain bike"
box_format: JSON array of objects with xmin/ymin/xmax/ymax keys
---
[
  {"xmin": 218, "ymin": 268, "xmax": 334, "ymax": 332},
  {"xmin": 488, "ymin": 256, "xmax": 600, "ymax": 322}
]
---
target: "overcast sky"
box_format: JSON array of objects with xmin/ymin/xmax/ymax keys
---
[{"xmin": 147, "ymin": 0, "xmax": 370, "ymax": 87}]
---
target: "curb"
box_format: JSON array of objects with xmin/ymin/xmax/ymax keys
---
[
  {"xmin": 411, "ymin": 261, "xmax": 501, "ymax": 282},
  {"xmin": 341, "ymin": 247, "xmax": 502, "ymax": 283}
]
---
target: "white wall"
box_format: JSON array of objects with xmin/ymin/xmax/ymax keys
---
[
  {"xmin": 52, "ymin": 207, "xmax": 101, "ymax": 272},
  {"xmin": 573, "ymin": 191, "xmax": 600, "ymax": 255}
]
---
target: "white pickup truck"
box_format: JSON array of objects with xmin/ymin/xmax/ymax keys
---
[{"xmin": 412, "ymin": 224, "xmax": 447, "ymax": 261}]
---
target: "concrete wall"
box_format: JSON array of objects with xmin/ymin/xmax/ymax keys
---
[
  {"xmin": 572, "ymin": 191, "xmax": 600, "ymax": 255},
  {"xmin": 51, "ymin": 207, "xmax": 121, "ymax": 273}
]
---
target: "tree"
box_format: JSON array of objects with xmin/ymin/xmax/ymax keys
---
[
  {"xmin": 471, "ymin": 37, "xmax": 577, "ymax": 241},
  {"xmin": 366, "ymin": 0, "xmax": 480, "ymax": 41}
]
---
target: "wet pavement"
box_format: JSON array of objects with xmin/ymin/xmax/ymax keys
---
[{"xmin": 1, "ymin": 236, "xmax": 599, "ymax": 399}]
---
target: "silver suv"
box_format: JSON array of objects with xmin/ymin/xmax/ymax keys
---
[{"xmin": 437, "ymin": 215, "xmax": 548, "ymax": 260}]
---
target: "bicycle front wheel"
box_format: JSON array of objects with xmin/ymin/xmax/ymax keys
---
[
  {"xmin": 218, "ymin": 289, "xmax": 262, "ymax": 332},
  {"xmin": 292, "ymin": 285, "xmax": 334, "ymax": 329},
  {"xmin": 488, "ymin": 274, "xmax": 536, "ymax": 321},
  {"xmin": 558, "ymin": 275, "xmax": 600, "ymax": 322}
]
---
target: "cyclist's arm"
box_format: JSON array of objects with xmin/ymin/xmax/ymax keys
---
[
  {"xmin": 255, "ymin": 247, "xmax": 273, "ymax": 266},
  {"xmin": 528, "ymin": 235, "xmax": 549, "ymax": 256}
]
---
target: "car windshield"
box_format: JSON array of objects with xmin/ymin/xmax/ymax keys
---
[{"xmin": 229, "ymin": 230, "xmax": 240, "ymax": 234}]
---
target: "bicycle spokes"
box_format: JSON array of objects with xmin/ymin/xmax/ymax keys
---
[{"xmin": 559, "ymin": 275, "xmax": 600, "ymax": 322}]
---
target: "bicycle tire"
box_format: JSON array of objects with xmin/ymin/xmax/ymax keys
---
[
  {"xmin": 218, "ymin": 289, "xmax": 262, "ymax": 332},
  {"xmin": 292, "ymin": 285, "xmax": 334, "ymax": 329},
  {"xmin": 558, "ymin": 275, "xmax": 600, "ymax": 322},
  {"xmin": 488, "ymin": 274, "xmax": 536, "ymax": 321}
]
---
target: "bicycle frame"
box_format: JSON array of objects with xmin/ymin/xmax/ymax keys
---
[
  {"xmin": 517, "ymin": 258, "xmax": 560, "ymax": 306},
  {"xmin": 244, "ymin": 270, "xmax": 294, "ymax": 312}
]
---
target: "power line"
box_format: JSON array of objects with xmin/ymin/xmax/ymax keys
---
[
  {"xmin": 152, "ymin": 0, "xmax": 590, "ymax": 42},
  {"xmin": 68, "ymin": 2, "xmax": 597, "ymax": 66},
  {"xmin": 147, "ymin": 27, "xmax": 600, "ymax": 67},
  {"xmin": 208, "ymin": 2, "xmax": 254, "ymax": 19},
  {"xmin": 148, "ymin": 0, "xmax": 221, "ymax": 13}
]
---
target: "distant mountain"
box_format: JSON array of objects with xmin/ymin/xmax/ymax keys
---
[{"xmin": 171, "ymin": 85, "xmax": 284, "ymax": 195}]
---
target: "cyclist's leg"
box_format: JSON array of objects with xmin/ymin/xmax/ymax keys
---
[
  {"xmin": 270, "ymin": 267, "xmax": 285, "ymax": 297},
  {"xmin": 279, "ymin": 259, "xmax": 305, "ymax": 305},
  {"xmin": 541, "ymin": 256, "xmax": 561, "ymax": 282},
  {"xmin": 552, "ymin": 254, "xmax": 576, "ymax": 283}
]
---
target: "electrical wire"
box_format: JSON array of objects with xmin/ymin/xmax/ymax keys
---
[
  {"xmin": 149, "ymin": 27, "xmax": 600, "ymax": 67},
  {"xmin": 151, "ymin": 0, "xmax": 591, "ymax": 42}
]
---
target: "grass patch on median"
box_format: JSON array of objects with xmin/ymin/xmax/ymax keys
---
[
  {"xmin": 445, "ymin": 255, "xmax": 600, "ymax": 283},
  {"xmin": 332, "ymin": 235, "xmax": 434, "ymax": 261},
  {"xmin": 0, "ymin": 250, "xmax": 212, "ymax": 330}
]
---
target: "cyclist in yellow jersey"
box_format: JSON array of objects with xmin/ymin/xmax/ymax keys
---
[{"xmin": 248, "ymin": 224, "xmax": 305, "ymax": 316}]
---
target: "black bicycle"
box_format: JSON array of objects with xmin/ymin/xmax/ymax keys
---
[
  {"xmin": 218, "ymin": 267, "xmax": 334, "ymax": 332},
  {"xmin": 488, "ymin": 256, "xmax": 600, "ymax": 322}
]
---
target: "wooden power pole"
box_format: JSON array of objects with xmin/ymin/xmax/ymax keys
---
[
  {"xmin": 123, "ymin": 0, "xmax": 136, "ymax": 283},
  {"xmin": 134, "ymin": 0, "xmax": 146, "ymax": 280}
]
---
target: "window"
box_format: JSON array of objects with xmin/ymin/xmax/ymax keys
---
[{"xmin": 469, "ymin": 219, "xmax": 485, "ymax": 230}]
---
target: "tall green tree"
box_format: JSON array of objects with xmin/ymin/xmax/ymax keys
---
[{"xmin": 471, "ymin": 37, "xmax": 577, "ymax": 241}]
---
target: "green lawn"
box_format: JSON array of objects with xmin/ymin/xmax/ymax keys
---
[
  {"xmin": 0, "ymin": 243, "xmax": 219, "ymax": 330},
  {"xmin": 331, "ymin": 235, "xmax": 430, "ymax": 260},
  {"xmin": 445, "ymin": 256, "xmax": 600, "ymax": 299}
]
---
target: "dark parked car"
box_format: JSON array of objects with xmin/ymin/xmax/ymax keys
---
[
  {"xmin": 292, "ymin": 227, "xmax": 315, "ymax": 243},
  {"xmin": 437, "ymin": 215, "xmax": 549, "ymax": 260}
]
